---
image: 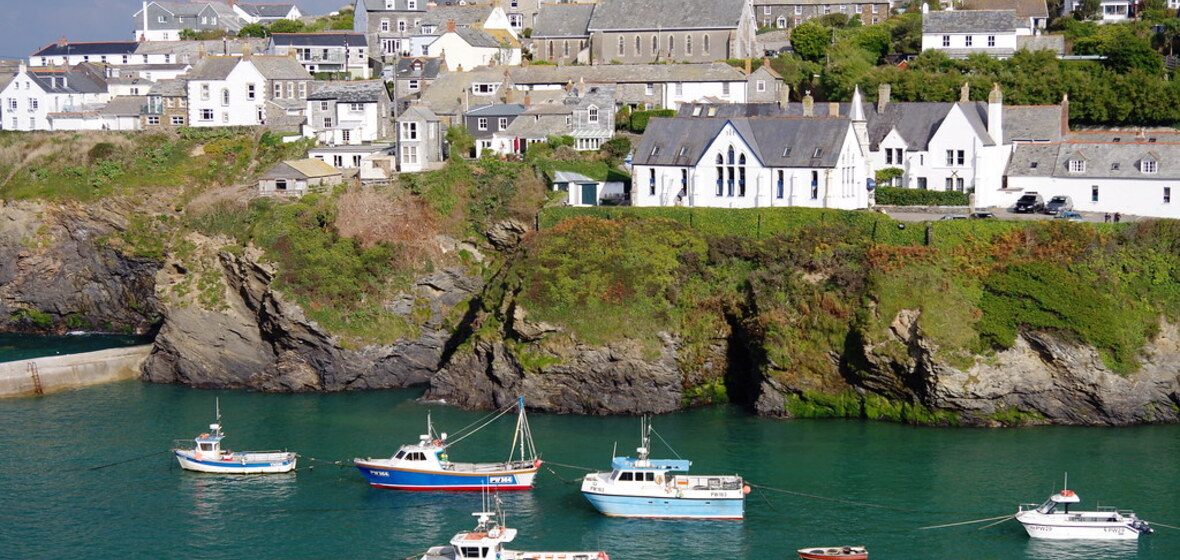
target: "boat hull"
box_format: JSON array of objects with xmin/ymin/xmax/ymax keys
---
[
  {"xmin": 174, "ymin": 450, "xmax": 297, "ymax": 474},
  {"xmin": 355, "ymin": 460, "xmax": 539, "ymax": 490},
  {"xmin": 581, "ymin": 491, "xmax": 744, "ymax": 519},
  {"xmin": 1016, "ymin": 519, "xmax": 1144, "ymax": 540},
  {"xmin": 797, "ymin": 547, "xmax": 868, "ymax": 560}
]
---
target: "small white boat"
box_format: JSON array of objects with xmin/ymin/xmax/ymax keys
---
[
  {"xmin": 797, "ymin": 546, "xmax": 868, "ymax": 560},
  {"xmin": 580, "ymin": 416, "xmax": 748, "ymax": 519},
  {"xmin": 1015, "ymin": 487, "xmax": 1153, "ymax": 540},
  {"xmin": 422, "ymin": 497, "xmax": 609, "ymax": 560},
  {"xmin": 172, "ymin": 400, "xmax": 297, "ymax": 474}
]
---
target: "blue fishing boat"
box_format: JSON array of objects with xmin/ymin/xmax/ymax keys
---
[
  {"xmin": 354, "ymin": 397, "xmax": 541, "ymax": 491},
  {"xmin": 172, "ymin": 399, "xmax": 297, "ymax": 474},
  {"xmin": 580, "ymin": 416, "xmax": 748, "ymax": 519}
]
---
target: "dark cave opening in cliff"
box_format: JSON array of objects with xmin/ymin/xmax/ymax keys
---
[{"xmin": 721, "ymin": 312, "xmax": 762, "ymax": 409}]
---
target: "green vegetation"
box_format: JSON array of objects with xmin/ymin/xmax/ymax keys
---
[{"xmin": 874, "ymin": 186, "xmax": 969, "ymax": 206}]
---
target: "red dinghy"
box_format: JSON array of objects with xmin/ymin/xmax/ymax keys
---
[{"xmin": 797, "ymin": 546, "xmax": 868, "ymax": 560}]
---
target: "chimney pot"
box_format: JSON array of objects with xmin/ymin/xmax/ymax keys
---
[
  {"xmin": 802, "ymin": 92, "xmax": 814, "ymax": 117},
  {"xmin": 877, "ymin": 83, "xmax": 890, "ymax": 113},
  {"xmin": 959, "ymin": 82, "xmax": 969, "ymax": 103},
  {"xmin": 828, "ymin": 102, "xmax": 839, "ymax": 116},
  {"xmin": 447, "ymin": 19, "xmax": 456, "ymax": 33}
]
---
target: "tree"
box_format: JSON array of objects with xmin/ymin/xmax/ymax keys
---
[
  {"xmin": 791, "ymin": 22, "xmax": 831, "ymax": 62},
  {"xmin": 239, "ymin": 24, "xmax": 269, "ymax": 38},
  {"xmin": 445, "ymin": 125, "xmax": 474, "ymax": 159},
  {"xmin": 1074, "ymin": 0, "xmax": 1100, "ymax": 20},
  {"xmin": 268, "ymin": 19, "xmax": 305, "ymax": 34}
]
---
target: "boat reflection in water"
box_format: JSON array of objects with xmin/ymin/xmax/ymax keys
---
[{"xmin": 1024, "ymin": 538, "xmax": 1139, "ymax": 560}]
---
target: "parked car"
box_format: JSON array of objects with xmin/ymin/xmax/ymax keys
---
[
  {"xmin": 940, "ymin": 214, "xmax": 968, "ymax": 220},
  {"xmin": 1044, "ymin": 195, "xmax": 1073, "ymax": 215},
  {"xmin": 1013, "ymin": 192, "xmax": 1045, "ymax": 213},
  {"xmin": 969, "ymin": 212, "xmax": 996, "ymax": 219},
  {"xmin": 1054, "ymin": 211, "xmax": 1084, "ymax": 222}
]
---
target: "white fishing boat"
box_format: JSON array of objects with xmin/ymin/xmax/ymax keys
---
[
  {"xmin": 580, "ymin": 416, "xmax": 748, "ymax": 519},
  {"xmin": 422, "ymin": 495, "xmax": 610, "ymax": 560},
  {"xmin": 1015, "ymin": 485, "xmax": 1153, "ymax": 540},
  {"xmin": 172, "ymin": 400, "xmax": 297, "ymax": 474}
]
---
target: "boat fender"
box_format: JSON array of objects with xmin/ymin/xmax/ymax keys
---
[
  {"xmin": 742, "ymin": 485, "xmax": 752, "ymax": 495},
  {"xmin": 200, "ymin": 433, "xmax": 209, "ymax": 438},
  {"xmin": 1060, "ymin": 489, "xmax": 1075, "ymax": 497},
  {"xmin": 433, "ymin": 439, "xmax": 442, "ymax": 447},
  {"xmin": 654, "ymin": 474, "xmax": 663, "ymax": 485},
  {"xmin": 676, "ymin": 489, "xmax": 683, "ymax": 499},
  {"xmin": 597, "ymin": 552, "xmax": 609, "ymax": 560}
]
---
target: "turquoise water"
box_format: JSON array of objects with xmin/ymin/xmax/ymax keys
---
[
  {"xmin": 0, "ymin": 333, "xmax": 153, "ymax": 362},
  {"xmin": 0, "ymin": 382, "xmax": 1176, "ymax": 560}
]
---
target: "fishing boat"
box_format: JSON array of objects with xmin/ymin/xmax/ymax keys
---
[
  {"xmin": 1015, "ymin": 484, "xmax": 1154, "ymax": 540},
  {"xmin": 172, "ymin": 400, "xmax": 297, "ymax": 474},
  {"xmin": 580, "ymin": 416, "xmax": 748, "ymax": 519},
  {"xmin": 354, "ymin": 396, "xmax": 541, "ymax": 491},
  {"xmin": 797, "ymin": 546, "xmax": 868, "ymax": 560},
  {"xmin": 422, "ymin": 494, "xmax": 609, "ymax": 560}
]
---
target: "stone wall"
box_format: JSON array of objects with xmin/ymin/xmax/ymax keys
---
[{"xmin": 0, "ymin": 345, "xmax": 152, "ymax": 398}]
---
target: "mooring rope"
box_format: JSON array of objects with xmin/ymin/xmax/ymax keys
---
[
  {"xmin": 916, "ymin": 514, "xmax": 1015, "ymax": 530},
  {"xmin": 1146, "ymin": 520, "xmax": 1180, "ymax": 531},
  {"xmin": 298, "ymin": 454, "xmax": 349, "ymax": 467},
  {"xmin": 747, "ymin": 482, "xmax": 919, "ymax": 512},
  {"xmin": 543, "ymin": 464, "xmax": 584, "ymax": 485},
  {"xmin": 978, "ymin": 515, "xmax": 1015, "ymax": 530},
  {"xmin": 544, "ymin": 461, "xmax": 597, "ymax": 472},
  {"xmin": 83, "ymin": 449, "xmax": 170, "ymax": 471}
]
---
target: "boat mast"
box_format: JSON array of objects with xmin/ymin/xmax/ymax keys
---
[{"xmin": 508, "ymin": 396, "xmax": 535, "ymax": 462}]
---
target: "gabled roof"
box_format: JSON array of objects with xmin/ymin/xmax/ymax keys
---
[
  {"xmin": 633, "ymin": 117, "xmax": 850, "ymax": 169},
  {"xmin": 420, "ymin": 5, "xmax": 495, "ymax": 29},
  {"xmin": 506, "ymin": 63, "xmax": 747, "ymax": 85},
  {"xmin": 251, "ymin": 56, "xmax": 313, "ymax": 79},
  {"xmin": 466, "ymin": 103, "xmax": 527, "ymax": 117},
  {"xmin": 261, "ymin": 159, "xmax": 342, "ymax": 180},
  {"xmin": 32, "ymin": 41, "xmax": 140, "ymax": 57},
  {"xmin": 962, "ymin": 0, "xmax": 1048, "ymax": 19},
  {"xmin": 26, "ymin": 69, "xmax": 108, "ymax": 95},
  {"xmin": 396, "ymin": 57, "xmax": 445, "ymax": 80},
  {"xmin": 236, "ymin": 3, "xmax": 298, "ymax": 18},
  {"xmin": 399, "ymin": 104, "xmax": 440, "ymax": 122},
  {"xmin": 923, "ymin": 10, "xmax": 1018, "ymax": 34},
  {"xmin": 588, "ymin": 0, "xmax": 747, "ymax": 31},
  {"xmin": 307, "ymin": 80, "xmax": 390, "ymax": 103},
  {"xmin": 101, "ymin": 96, "xmax": 149, "ymax": 116},
  {"xmin": 147, "ymin": 78, "xmax": 188, "ymax": 97},
  {"xmin": 531, "ymin": 4, "xmax": 595, "ymax": 38},
  {"xmin": 450, "ymin": 28, "xmax": 507, "ymax": 49},
  {"xmin": 185, "ymin": 56, "xmax": 242, "ymax": 80},
  {"xmin": 269, "ymin": 33, "xmax": 366, "ymax": 47}
]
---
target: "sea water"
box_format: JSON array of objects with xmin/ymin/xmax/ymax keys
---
[{"xmin": 0, "ymin": 382, "xmax": 1175, "ymax": 560}]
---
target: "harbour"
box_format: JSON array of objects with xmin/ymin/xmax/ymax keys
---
[{"xmin": 0, "ymin": 382, "xmax": 1176, "ymax": 560}]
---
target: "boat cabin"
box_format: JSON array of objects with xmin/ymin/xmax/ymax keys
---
[
  {"xmin": 1035, "ymin": 490, "xmax": 1081, "ymax": 514},
  {"xmin": 193, "ymin": 423, "xmax": 225, "ymax": 458}
]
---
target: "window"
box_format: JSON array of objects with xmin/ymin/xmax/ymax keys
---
[
  {"xmin": 965, "ymin": 36, "xmax": 973, "ymax": 47},
  {"xmin": 6, "ymin": 98, "xmax": 15, "ymax": 111},
  {"xmin": 171, "ymin": 116, "xmax": 184, "ymax": 125},
  {"xmin": 28, "ymin": 99, "xmax": 37, "ymax": 111},
  {"xmin": 957, "ymin": 150, "xmax": 964, "ymax": 166},
  {"xmin": 274, "ymin": 83, "xmax": 282, "ymax": 98},
  {"xmin": 247, "ymin": 84, "xmax": 255, "ymax": 100},
  {"xmin": 408, "ymin": 79, "xmax": 420, "ymax": 90},
  {"xmin": 645, "ymin": 83, "xmax": 654, "ymax": 95},
  {"xmin": 380, "ymin": 19, "xmax": 390, "ymax": 32},
  {"xmin": 408, "ymin": 0, "xmax": 417, "ymax": 8},
  {"xmin": 323, "ymin": 117, "xmax": 333, "ymax": 128},
  {"xmin": 945, "ymin": 177, "xmax": 954, "ymax": 190},
  {"xmin": 1069, "ymin": 160, "xmax": 1085, "ymax": 173},
  {"xmin": 917, "ymin": 177, "xmax": 927, "ymax": 190},
  {"xmin": 618, "ymin": 36, "xmax": 625, "ymax": 56},
  {"xmin": 201, "ymin": 84, "xmax": 210, "ymax": 100},
  {"xmin": 794, "ymin": 5, "xmax": 802, "ymax": 14},
  {"xmin": 668, "ymin": 35, "xmax": 674, "ymax": 56},
  {"xmin": 397, "ymin": 20, "xmax": 407, "ymax": 32},
  {"xmin": 147, "ymin": 116, "xmax": 160, "ymax": 125},
  {"xmin": 385, "ymin": 0, "xmax": 394, "ymax": 8},
  {"xmin": 942, "ymin": 35, "xmax": 950, "ymax": 48},
  {"xmin": 956, "ymin": 177, "xmax": 964, "ymax": 191},
  {"xmin": 764, "ymin": 5, "xmax": 772, "ymax": 14},
  {"xmin": 756, "ymin": 80, "xmax": 766, "ymax": 93},
  {"xmin": 341, "ymin": 130, "xmax": 351, "ymax": 144},
  {"xmin": 635, "ymin": 36, "xmax": 641, "ymax": 55},
  {"xmin": 158, "ymin": 15, "xmax": 166, "ymax": 23},
  {"xmin": 776, "ymin": 170, "xmax": 784, "ymax": 199},
  {"xmin": 477, "ymin": 117, "xmax": 487, "ymax": 130},
  {"xmin": 350, "ymin": 103, "xmax": 364, "ymax": 111},
  {"xmin": 27, "ymin": 117, "xmax": 34, "ymax": 128},
  {"xmin": 722, "ymin": 83, "xmax": 730, "ymax": 96},
  {"xmin": 1164, "ymin": 187, "xmax": 1172, "ymax": 204},
  {"xmin": 1091, "ymin": 185, "xmax": 1099, "ymax": 202},
  {"xmin": 811, "ymin": 171, "xmax": 819, "ymax": 199},
  {"xmin": 686, "ymin": 35, "xmax": 692, "ymax": 55},
  {"xmin": 872, "ymin": 5, "xmax": 879, "ymax": 13},
  {"xmin": 221, "ymin": 88, "xmax": 230, "ymax": 106},
  {"xmin": 200, "ymin": 109, "xmax": 214, "ymax": 121},
  {"xmin": 1142, "ymin": 160, "xmax": 1157, "ymax": 174},
  {"xmin": 401, "ymin": 121, "xmax": 418, "ymax": 140},
  {"xmin": 588, "ymin": 106, "xmax": 599, "ymax": 123},
  {"xmin": 649, "ymin": 168, "xmax": 656, "ymax": 196},
  {"xmin": 988, "ymin": 35, "xmax": 996, "ymax": 47},
  {"xmin": 946, "ymin": 150, "xmax": 964, "ymax": 166},
  {"xmin": 704, "ymin": 34, "xmax": 709, "ymax": 55},
  {"xmin": 498, "ymin": 117, "xmax": 508, "ymax": 129},
  {"xmin": 675, "ymin": 83, "xmax": 683, "ymax": 96}
]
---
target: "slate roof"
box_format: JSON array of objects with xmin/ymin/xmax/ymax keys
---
[
  {"xmin": 962, "ymin": 0, "xmax": 1048, "ymax": 19},
  {"xmin": 420, "ymin": 6, "xmax": 494, "ymax": 30},
  {"xmin": 307, "ymin": 80, "xmax": 390, "ymax": 103},
  {"xmin": 1002, "ymin": 105, "xmax": 1063, "ymax": 142},
  {"xmin": 32, "ymin": 41, "xmax": 140, "ymax": 57},
  {"xmin": 358, "ymin": 0, "xmax": 424, "ymax": 12},
  {"xmin": 531, "ymin": 4, "xmax": 595, "ymax": 38},
  {"xmin": 261, "ymin": 159, "xmax": 342, "ymax": 180},
  {"xmin": 467, "ymin": 103, "xmax": 527, "ymax": 117},
  {"xmin": 1016, "ymin": 35, "xmax": 1065, "ymax": 55},
  {"xmin": 453, "ymin": 28, "xmax": 506, "ymax": 49},
  {"xmin": 147, "ymin": 78, "xmax": 188, "ymax": 97},
  {"xmin": 137, "ymin": 2, "xmax": 243, "ymax": 31},
  {"xmin": 186, "ymin": 57, "xmax": 241, "ymax": 80},
  {"xmin": 399, "ymin": 104, "xmax": 440, "ymax": 122},
  {"xmin": 270, "ymin": 33, "xmax": 366, "ymax": 47},
  {"xmin": 677, "ymin": 103, "xmax": 785, "ymax": 118},
  {"xmin": 26, "ymin": 69, "xmax": 108, "ymax": 94},
  {"xmin": 1006, "ymin": 141, "xmax": 1180, "ymax": 179},
  {"xmin": 236, "ymin": 3, "xmax": 297, "ymax": 18},
  {"xmin": 396, "ymin": 57, "xmax": 445, "ymax": 80},
  {"xmin": 101, "ymin": 96, "xmax": 149, "ymax": 116},
  {"xmin": 923, "ymin": 10, "xmax": 1017, "ymax": 34},
  {"xmin": 506, "ymin": 63, "xmax": 747, "ymax": 85},
  {"xmin": 134, "ymin": 39, "xmax": 269, "ymax": 57},
  {"xmin": 251, "ymin": 56, "xmax": 313, "ymax": 79},
  {"xmin": 589, "ymin": 0, "xmax": 747, "ymax": 31},
  {"xmin": 633, "ymin": 117, "xmax": 850, "ymax": 168}
]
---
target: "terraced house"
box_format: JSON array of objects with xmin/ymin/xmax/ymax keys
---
[
  {"xmin": 753, "ymin": 0, "xmax": 891, "ymax": 29},
  {"xmin": 133, "ymin": 1, "xmax": 244, "ymax": 41},
  {"xmin": 184, "ymin": 53, "xmax": 312, "ymax": 128},
  {"xmin": 586, "ymin": 0, "xmax": 756, "ymax": 64},
  {"xmin": 354, "ymin": 0, "xmax": 427, "ymax": 61}
]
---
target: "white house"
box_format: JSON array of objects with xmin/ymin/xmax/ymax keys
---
[
  {"xmin": 47, "ymin": 96, "xmax": 145, "ymax": 131},
  {"xmin": 0, "ymin": 64, "xmax": 111, "ymax": 131},
  {"xmin": 133, "ymin": 1, "xmax": 244, "ymax": 42},
  {"xmin": 997, "ymin": 138, "xmax": 1180, "ymax": 219},
  {"xmin": 552, "ymin": 170, "xmax": 626, "ymax": 207},
  {"xmin": 302, "ymin": 80, "xmax": 392, "ymax": 145},
  {"xmin": 232, "ymin": 2, "xmax": 302, "ymax": 24},
  {"xmin": 269, "ymin": 33, "xmax": 371, "ymax": 79},
  {"xmin": 395, "ymin": 104, "xmax": 444, "ymax": 173},
  {"xmin": 425, "ymin": 26, "xmax": 521, "ymax": 72},
  {"xmin": 921, "ymin": 8, "xmax": 1021, "ymax": 59},
  {"xmin": 630, "ymin": 117, "xmax": 870, "ymax": 209},
  {"xmin": 185, "ymin": 54, "xmax": 312, "ymax": 127}
]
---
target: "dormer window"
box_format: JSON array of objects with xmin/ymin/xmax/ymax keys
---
[
  {"xmin": 385, "ymin": 0, "xmax": 395, "ymax": 8},
  {"xmin": 1142, "ymin": 160, "xmax": 1157, "ymax": 174},
  {"xmin": 1068, "ymin": 160, "xmax": 1085, "ymax": 173},
  {"xmin": 678, "ymin": 146, "xmax": 688, "ymax": 156},
  {"xmin": 408, "ymin": 0, "xmax": 417, "ymax": 8}
]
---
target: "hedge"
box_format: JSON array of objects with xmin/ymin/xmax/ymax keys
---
[{"xmin": 875, "ymin": 186, "xmax": 969, "ymax": 206}]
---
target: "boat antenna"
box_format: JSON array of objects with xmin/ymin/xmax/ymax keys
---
[
  {"xmin": 1063, "ymin": 472, "xmax": 1068, "ymax": 492},
  {"xmin": 216, "ymin": 397, "xmax": 221, "ymax": 424}
]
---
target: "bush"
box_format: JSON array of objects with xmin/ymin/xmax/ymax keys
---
[
  {"xmin": 626, "ymin": 109, "xmax": 676, "ymax": 133},
  {"xmin": 875, "ymin": 186, "xmax": 969, "ymax": 206}
]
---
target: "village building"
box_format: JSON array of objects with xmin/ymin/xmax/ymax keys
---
[
  {"xmin": 552, "ymin": 170, "xmax": 626, "ymax": 207},
  {"xmin": 425, "ymin": 25, "xmax": 521, "ymax": 72},
  {"xmin": 303, "ymin": 80, "xmax": 392, "ymax": 145},
  {"xmin": 530, "ymin": 3, "xmax": 595, "ymax": 65},
  {"xmin": 353, "ymin": 0, "xmax": 428, "ymax": 62},
  {"xmin": 464, "ymin": 103, "xmax": 527, "ymax": 154},
  {"xmin": 752, "ymin": 0, "xmax": 892, "ymax": 30},
  {"xmin": 257, "ymin": 158, "xmax": 344, "ymax": 196},
  {"xmin": 391, "ymin": 57, "xmax": 445, "ymax": 103},
  {"xmin": 0, "ymin": 63, "xmax": 111, "ymax": 131},
  {"xmin": 141, "ymin": 78, "xmax": 189, "ymax": 128},
  {"xmin": 395, "ymin": 104, "xmax": 445, "ymax": 172},
  {"xmin": 269, "ymin": 33, "xmax": 371, "ymax": 78},
  {"xmin": 133, "ymin": 1, "xmax": 244, "ymax": 41},
  {"xmin": 491, "ymin": 82, "xmax": 616, "ymax": 154},
  {"xmin": 232, "ymin": 2, "xmax": 302, "ymax": 24},
  {"xmin": 921, "ymin": 8, "xmax": 1022, "ymax": 59},
  {"xmin": 586, "ymin": 0, "xmax": 756, "ymax": 64},
  {"xmin": 184, "ymin": 53, "xmax": 312, "ymax": 128}
]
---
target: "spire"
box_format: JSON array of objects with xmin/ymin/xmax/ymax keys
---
[{"xmin": 850, "ymin": 85, "xmax": 865, "ymax": 121}]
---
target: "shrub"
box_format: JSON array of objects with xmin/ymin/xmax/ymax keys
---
[{"xmin": 875, "ymin": 186, "xmax": 968, "ymax": 206}]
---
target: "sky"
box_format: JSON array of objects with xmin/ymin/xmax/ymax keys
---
[{"xmin": 0, "ymin": 0, "xmax": 354, "ymax": 61}]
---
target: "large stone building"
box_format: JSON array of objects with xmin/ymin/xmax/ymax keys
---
[
  {"xmin": 753, "ymin": 0, "xmax": 892, "ymax": 30},
  {"xmin": 586, "ymin": 0, "xmax": 756, "ymax": 64}
]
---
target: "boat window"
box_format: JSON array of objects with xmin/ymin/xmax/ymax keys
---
[
  {"xmin": 644, "ymin": 472, "xmax": 655, "ymax": 481},
  {"xmin": 394, "ymin": 450, "xmax": 406, "ymax": 459},
  {"xmin": 199, "ymin": 443, "xmax": 214, "ymax": 451},
  {"xmin": 619, "ymin": 472, "xmax": 634, "ymax": 481},
  {"xmin": 459, "ymin": 546, "xmax": 482, "ymax": 558},
  {"xmin": 411, "ymin": 452, "xmax": 427, "ymax": 461}
]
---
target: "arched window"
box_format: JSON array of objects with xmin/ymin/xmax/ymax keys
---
[
  {"xmin": 563, "ymin": 40, "xmax": 570, "ymax": 57},
  {"xmin": 738, "ymin": 154, "xmax": 747, "ymax": 197},
  {"xmin": 221, "ymin": 88, "xmax": 229, "ymax": 106},
  {"xmin": 686, "ymin": 35, "xmax": 693, "ymax": 55},
  {"xmin": 715, "ymin": 154, "xmax": 724, "ymax": 196},
  {"xmin": 588, "ymin": 105, "xmax": 599, "ymax": 123},
  {"xmin": 776, "ymin": 170, "xmax": 784, "ymax": 199},
  {"xmin": 703, "ymin": 34, "xmax": 710, "ymax": 55},
  {"xmin": 652, "ymin": 35, "xmax": 658, "ymax": 55},
  {"xmin": 727, "ymin": 145, "xmax": 735, "ymax": 165},
  {"xmin": 668, "ymin": 35, "xmax": 674, "ymax": 56},
  {"xmin": 618, "ymin": 36, "xmax": 625, "ymax": 56},
  {"xmin": 635, "ymin": 36, "xmax": 641, "ymax": 55},
  {"xmin": 548, "ymin": 41, "xmax": 554, "ymax": 60}
]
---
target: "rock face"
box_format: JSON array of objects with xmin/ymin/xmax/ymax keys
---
[
  {"xmin": 140, "ymin": 238, "xmax": 481, "ymax": 391},
  {"xmin": 0, "ymin": 201, "xmax": 160, "ymax": 334}
]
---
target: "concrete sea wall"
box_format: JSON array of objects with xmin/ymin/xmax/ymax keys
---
[{"xmin": 0, "ymin": 345, "xmax": 153, "ymax": 398}]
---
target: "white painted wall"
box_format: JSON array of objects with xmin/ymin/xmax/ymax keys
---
[
  {"xmin": 921, "ymin": 31, "xmax": 1018, "ymax": 52},
  {"xmin": 660, "ymin": 81, "xmax": 746, "ymax": 110},
  {"xmin": 980, "ymin": 177, "xmax": 1179, "ymax": 219},
  {"xmin": 0, "ymin": 71, "xmax": 111, "ymax": 131},
  {"xmin": 426, "ymin": 33, "xmax": 520, "ymax": 71},
  {"xmin": 186, "ymin": 61, "xmax": 267, "ymax": 126}
]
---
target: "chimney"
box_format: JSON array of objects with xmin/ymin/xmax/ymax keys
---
[
  {"xmin": 987, "ymin": 83, "xmax": 1003, "ymax": 145},
  {"xmin": 762, "ymin": 56, "xmax": 771, "ymax": 70},
  {"xmin": 242, "ymin": 44, "xmax": 252, "ymax": 60},
  {"xmin": 959, "ymin": 82, "xmax": 969, "ymax": 103},
  {"xmin": 828, "ymin": 102, "xmax": 839, "ymax": 116},
  {"xmin": 58, "ymin": 36, "xmax": 68, "ymax": 48},
  {"xmin": 447, "ymin": 19, "xmax": 456, "ymax": 33},
  {"xmin": 777, "ymin": 83, "xmax": 790, "ymax": 110},
  {"xmin": 744, "ymin": 58, "xmax": 751, "ymax": 74},
  {"xmin": 877, "ymin": 83, "xmax": 890, "ymax": 113},
  {"xmin": 802, "ymin": 92, "xmax": 814, "ymax": 117},
  {"xmin": 1060, "ymin": 93, "xmax": 1070, "ymax": 135},
  {"xmin": 524, "ymin": 92, "xmax": 531, "ymax": 108}
]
